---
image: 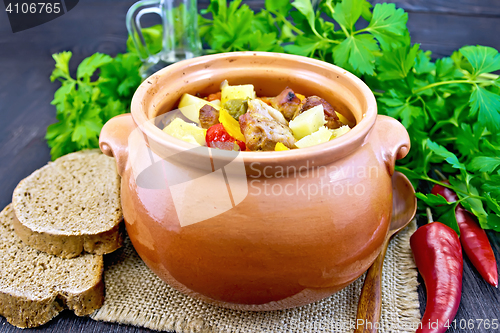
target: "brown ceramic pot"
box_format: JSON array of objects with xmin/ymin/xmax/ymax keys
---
[{"xmin": 99, "ymin": 52, "xmax": 411, "ymax": 311}]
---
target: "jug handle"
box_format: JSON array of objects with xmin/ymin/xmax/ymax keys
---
[
  {"xmin": 100, "ymin": 114, "xmax": 135, "ymax": 177},
  {"xmin": 373, "ymin": 115, "xmax": 410, "ymax": 176},
  {"xmin": 126, "ymin": 0, "xmax": 162, "ymax": 61}
]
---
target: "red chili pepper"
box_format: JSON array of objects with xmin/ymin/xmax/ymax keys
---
[
  {"xmin": 411, "ymin": 214, "xmax": 463, "ymax": 333},
  {"xmin": 205, "ymin": 123, "xmax": 246, "ymax": 151},
  {"xmin": 432, "ymin": 182, "xmax": 498, "ymax": 287}
]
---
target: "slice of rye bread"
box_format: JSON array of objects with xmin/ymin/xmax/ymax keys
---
[
  {"xmin": 12, "ymin": 149, "xmax": 123, "ymax": 258},
  {"xmin": 0, "ymin": 204, "xmax": 104, "ymax": 328}
]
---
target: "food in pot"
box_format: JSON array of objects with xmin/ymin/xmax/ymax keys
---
[{"xmin": 162, "ymin": 81, "xmax": 353, "ymax": 151}]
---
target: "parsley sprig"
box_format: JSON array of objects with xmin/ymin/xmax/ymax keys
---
[
  {"xmin": 199, "ymin": 0, "xmax": 500, "ymax": 232},
  {"xmin": 47, "ymin": 52, "xmax": 142, "ymax": 159},
  {"xmin": 47, "ymin": 0, "xmax": 500, "ymax": 233}
]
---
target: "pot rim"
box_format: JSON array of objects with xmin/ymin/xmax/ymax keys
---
[{"xmin": 130, "ymin": 51, "xmax": 377, "ymax": 165}]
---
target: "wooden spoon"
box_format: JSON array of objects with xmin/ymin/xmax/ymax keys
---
[{"xmin": 354, "ymin": 171, "xmax": 417, "ymax": 333}]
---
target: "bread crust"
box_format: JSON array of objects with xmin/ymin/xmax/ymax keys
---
[
  {"xmin": 0, "ymin": 271, "xmax": 105, "ymax": 328},
  {"xmin": 11, "ymin": 212, "xmax": 124, "ymax": 259},
  {"xmin": 0, "ymin": 205, "xmax": 104, "ymax": 328},
  {"xmin": 11, "ymin": 149, "xmax": 123, "ymax": 258}
]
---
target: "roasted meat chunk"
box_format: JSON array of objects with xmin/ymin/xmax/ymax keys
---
[
  {"xmin": 271, "ymin": 87, "xmax": 303, "ymax": 121},
  {"xmin": 239, "ymin": 112, "xmax": 296, "ymax": 151},
  {"xmin": 298, "ymin": 96, "xmax": 343, "ymax": 129},
  {"xmin": 199, "ymin": 104, "xmax": 220, "ymax": 129},
  {"xmin": 247, "ymin": 99, "xmax": 288, "ymax": 125}
]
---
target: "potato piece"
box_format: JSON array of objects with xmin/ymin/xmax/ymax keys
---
[
  {"xmin": 329, "ymin": 125, "xmax": 351, "ymax": 139},
  {"xmin": 178, "ymin": 93, "xmax": 220, "ymax": 124},
  {"xmin": 221, "ymin": 84, "xmax": 256, "ymax": 106},
  {"xmin": 288, "ymin": 105, "xmax": 326, "ymax": 140},
  {"xmin": 163, "ymin": 118, "xmax": 206, "ymax": 146},
  {"xmin": 295, "ymin": 127, "xmax": 333, "ymax": 149}
]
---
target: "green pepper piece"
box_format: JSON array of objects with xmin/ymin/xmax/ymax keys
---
[{"xmin": 223, "ymin": 99, "xmax": 248, "ymax": 120}]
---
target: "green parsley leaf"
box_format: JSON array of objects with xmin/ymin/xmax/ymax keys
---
[
  {"xmin": 449, "ymin": 176, "xmax": 490, "ymax": 229},
  {"xmin": 284, "ymin": 35, "xmax": 321, "ymax": 57},
  {"xmin": 51, "ymin": 81, "xmax": 75, "ymax": 112},
  {"xmin": 207, "ymin": 0, "xmax": 255, "ymax": 51},
  {"xmin": 484, "ymin": 192, "xmax": 500, "ymax": 214},
  {"xmin": 319, "ymin": 0, "xmax": 336, "ymax": 17},
  {"xmin": 415, "ymin": 193, "xmax": 450, "ymax": 206},
  {"xmin": 386, "ymin": 102, "xmax": 421, "ymax": 127},
  {"xmin": 365, "ymin": 3, "xmax": 407, "ymax": 49},
  {"xmin": 417, "ymin": 193, "xmax": 461, "ymax": 235},
  {"xmin": 332, "ymin": 0, "xmax": 363, "ymax": 33},
  {"xmin": 99, "ymin": 53, "xmax": 142, "ymax": 101},
  {"xmin": 469, "ymin": 85, "xmax": 500, "ymax": 131},
  {"xmin": 427, "ymin": 140, "xmax": 466, "ymax": 170},
  {"xmin": 460, "ymin": 45, "xmax": 500, "ymax": 78},
  {"xmin": 50, "ymin": 51, "xmax": 72, "ymax": 82},
  {"xmin": 71, "ymin": 108, "xmax": 102, "ymax": 149},
  {"xmin": 266, "ymin": 0, "xmax": 292, "ymax": 17},
  {"xmin": 101, "ymin": 99, "xmax": 125, "ymax": 121},
  {"xmin": 252, "ymin": 10, "xmax": 277, "ymax": 35},
  {"xmin": 377, "ymin": 97, "xmax": 405, "ymax": 107},
  {"xmin": 486, "ymin": 215, "xmax": 500, "ymax": 232},
  {"xmin": 333, "ymin": 34, "xmax": 378, "ymax": 75},
  {"xmin": 435, "ymin": 57, "xmax": 456, "ymax": 80},
  {"xmin": 469, "ymin": 156, "xmax": 500, "ymax": 173},
  {"xmin": 414, "ymin": 50, "xmax": 436, "ymax": 75},
  {"xmin": 454, "ymin": 123, "xmax": 482, "ymax": 156},
  {"xmin": 46, "ymin": 119, "xmax": 78, "ymax": 159},
  {"xmin": 47, "ymin": 50, "xmax": 140, "ymax": 160},
  {"xmin": 291, "ymin": 0, "xmax": 320, "ymax": 36},
  {"xmin": 483, "ymin": 175, "xmax": 500, "ymax": 198},
  {"xmin": 360, "ymin": 0, "xmax": 373, "ymax": 22},
  {"xmin": 76, "ymin": 53, "xmax": 113, "ymax": 80},
  {"xmin": 247, "ymin": 30, "xmax": 283, "ymax": 52},
  {"xmin": 435, "ymin": 202, "xmax": 461, "ymax": 235},
  {"xmin": 376, "ymin": 44, "xmax": 419, "ymax": 81}
]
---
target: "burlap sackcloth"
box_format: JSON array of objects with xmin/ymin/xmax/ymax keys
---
[{"xmin": 91, "ymin": 220, "xmax": 420, "ymax": 333}]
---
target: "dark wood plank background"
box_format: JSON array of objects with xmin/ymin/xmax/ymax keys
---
[{"xmin": 0, "ymin": 1, "xmax": 499, "ymax": 332}]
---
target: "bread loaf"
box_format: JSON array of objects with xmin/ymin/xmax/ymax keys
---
[
  {"xmin": 12, "ymin": 149, "xmax": 123, "ymax": 258},
  {"xmin": 0, "ymin": 204, "xmax": 104, "ymax": 328}
]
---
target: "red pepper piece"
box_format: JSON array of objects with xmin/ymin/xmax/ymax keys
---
[
  {"xmin": 411, "ymin": 221, "xmax": 463, "ymax": 333},
  {"xmin": 432, "ymin": 182, "xmax": 498, "ymax": 287},
  {"xmin": 205, "ymin": 123, "xmax": 246, "ymax": 151}
]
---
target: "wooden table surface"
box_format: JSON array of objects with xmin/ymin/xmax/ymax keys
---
[{"xmin": 1, "ymin": 1, "xmax": 499, "ymax": 332}]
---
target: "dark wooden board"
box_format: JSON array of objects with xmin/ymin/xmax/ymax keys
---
[
  {"xmin": 373, "ymin": 0, "xmax": 500, "ymax": 58},
  {"xmin": 1, "ymin": 1, "xmax": 500, "ymax": 332},
  {"xmin": 374, "ymin": 0, "xmax": 500, "ymax": 16}
]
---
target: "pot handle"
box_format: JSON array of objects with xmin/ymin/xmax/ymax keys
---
[
  {"xmin": 99, "ymin": 113, "xmax": 135, "ymax": 176},
  {"xmin": 373, "ymin": 115, "xmax": 410, "ymax": 176}
]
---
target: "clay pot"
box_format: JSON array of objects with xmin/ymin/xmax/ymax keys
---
[{"xmin": 99, "ymin": 52, "xmax": 411, "ymax": 311}]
